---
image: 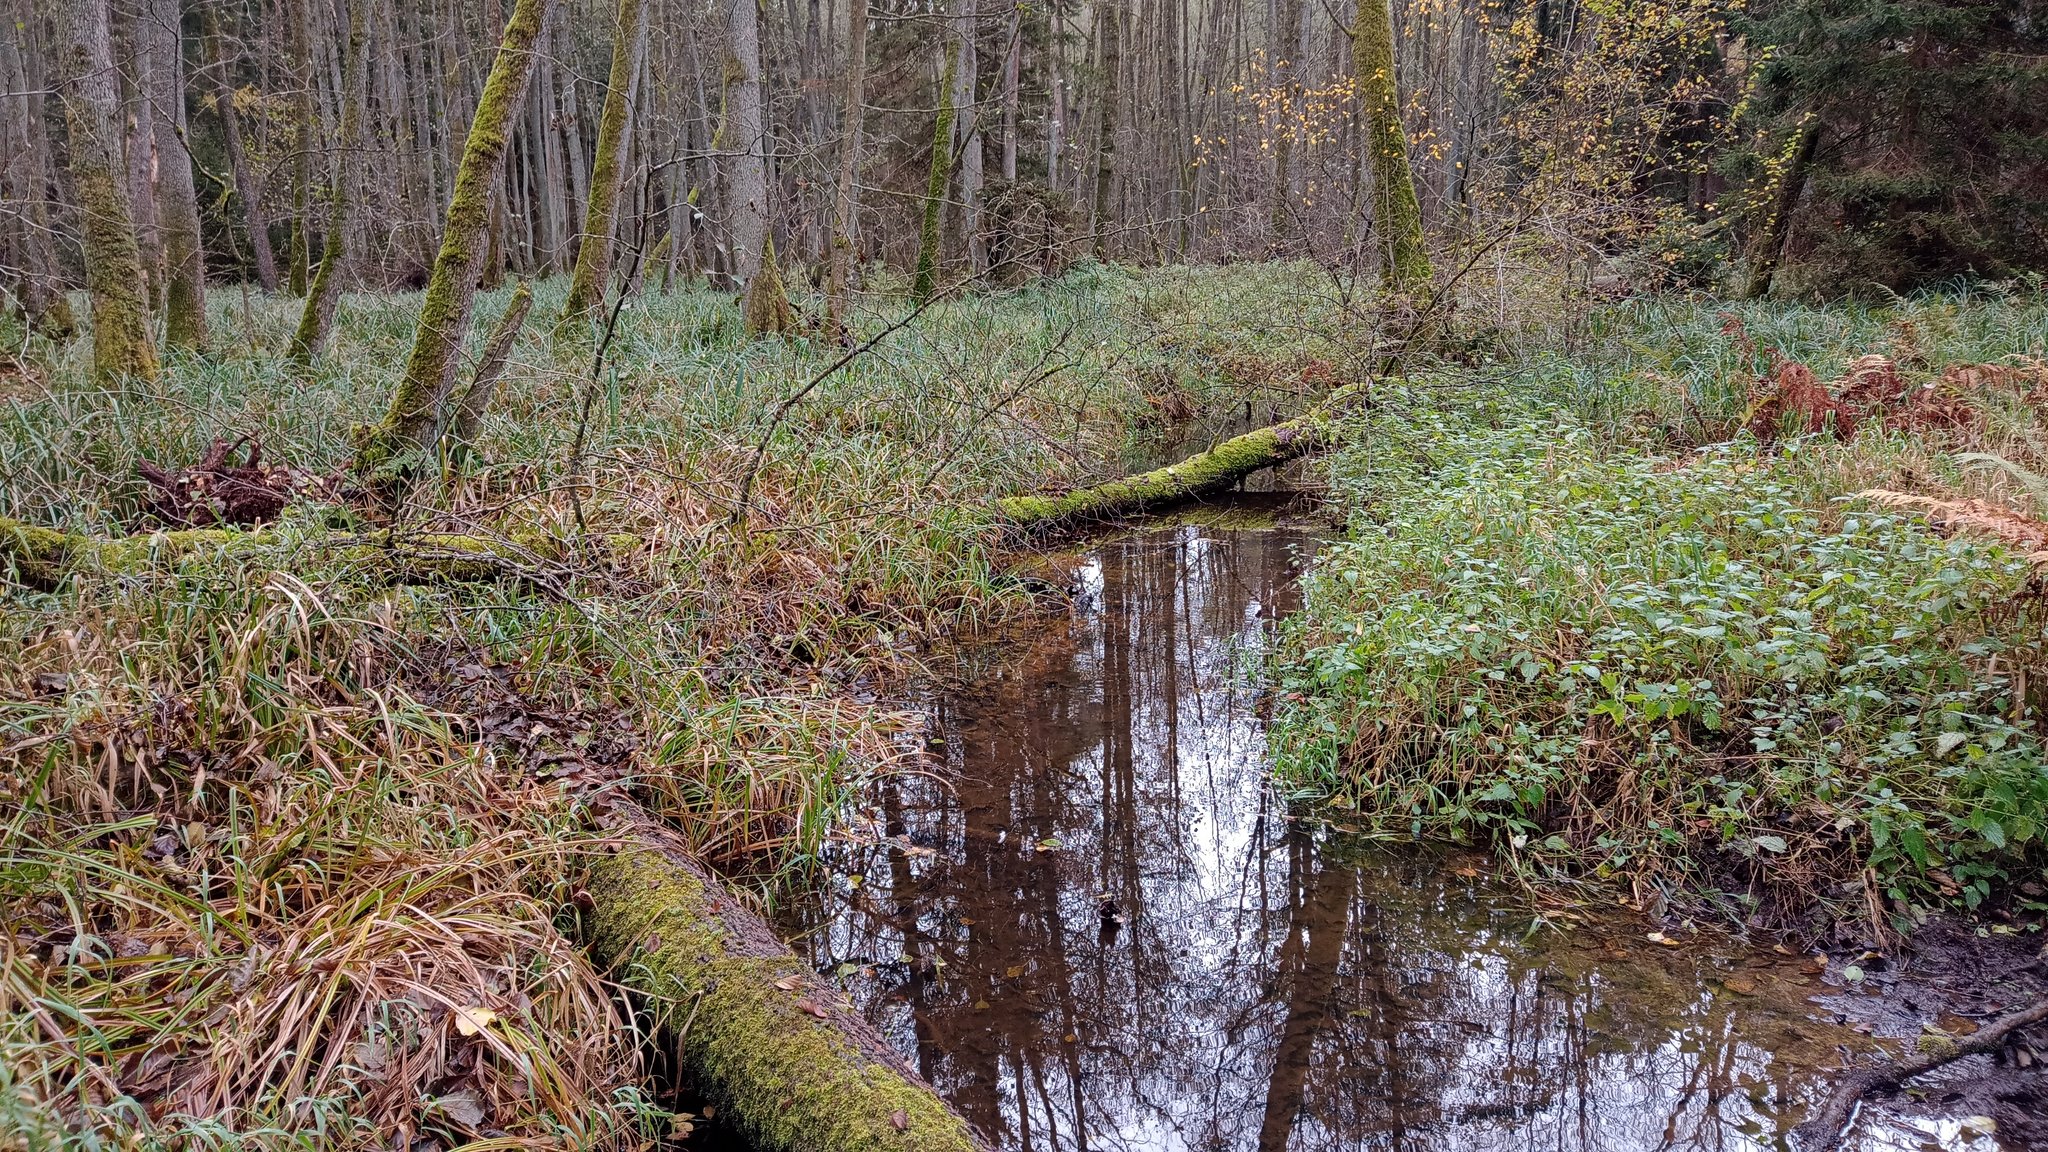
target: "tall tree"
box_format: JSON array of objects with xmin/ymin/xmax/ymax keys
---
[
  {"xmin": 912, "ymin": 36, "xmax": 959, "ymax": 303},
  {"xmin": 824, "ymin": 0, "xmax": 870, "ymax": 335},
  {"xmin": 952, "ymin": 0, "xmax": 984, "ymax": 275},
  {"xmin": 723, "ymin": 0, "xmax": 768, "ymax": 289},
  {"xmin": 560, "ymin": 0, "xmax": 650, "ymax": 328},
  {"xmin": 1355, "ymin": 0, "xmax": 1428, "ymax": 291},
  {"xmin": 148, "ymin": 0, "xmax": 209, "ymax": 349},
  {"xmin": 288, "ymin": 0, "xmax": 367, "ymax": 364},
  {"xmin": 0, "ymin": 2, "xmax": 77, "ymax": 336},
  {"xmin": 202, "ymin": 0, "xmax": 279, "ymax": 291},
  {"xmin": 1089, "ymin": 0, "xmax": 1119, "ymax": 255},
  {"xmin": 357, "ymin": 0, "xmax": 558, "ymax": 473},
  {"xmin": 61, "ymin": 0, "xmax": 159, "ymax": 381}
]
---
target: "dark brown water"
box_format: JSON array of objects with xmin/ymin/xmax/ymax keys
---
[{"xmin": 787, "ymin": 501, "xmax": 2006, "ymax": 1152}]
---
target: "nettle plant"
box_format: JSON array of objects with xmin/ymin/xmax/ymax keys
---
[{"xmin": 1278, "ymin": 405, "xmax": 2048, "ymax": 924}]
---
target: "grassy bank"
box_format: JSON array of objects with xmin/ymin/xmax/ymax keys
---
[
  {"xmin": 0, "ymin": 265, "xmax": 1340, "ymax": 1146},
  {"xmin": 1274, "ymin": 289, "xmax": 2048, "ymax": 940}
]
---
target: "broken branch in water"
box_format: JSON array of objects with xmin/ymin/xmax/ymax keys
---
[{"xmin": 1795, "ymin": 994, "xmax": 2048, "ymax": 1149}]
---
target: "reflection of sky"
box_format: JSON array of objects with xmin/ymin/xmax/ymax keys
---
[{"xmin": 793, "ymin": 522, "xmax": 1996, "ymax": 1152}]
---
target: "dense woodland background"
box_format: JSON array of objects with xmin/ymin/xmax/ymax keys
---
[{"xmin": 4, "ymin": 0, "xmax": 2046, "ymax": 339}]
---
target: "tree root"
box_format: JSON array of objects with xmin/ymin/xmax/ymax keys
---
[
  {"xmin": 584, "ymin": 813, "xmax": 991, "ymax": 1152},
  {"xmin": 997, "ymin": 382, "xmax": 1369, "ymax": 528},
  {"xmin": 1794, "ymin": 994, "xmax": 2048, "ymax": 1148}
]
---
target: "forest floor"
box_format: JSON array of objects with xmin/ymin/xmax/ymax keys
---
[{"xmin": 5, "ymin": 264, "xmax": 2048, "ymax": 1145}]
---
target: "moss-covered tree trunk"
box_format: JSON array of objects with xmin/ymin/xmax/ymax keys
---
[
  {"xmin": 998, "ymin": 382, "xmax": 1368, "ymax": 527},
  {"xmin": 823, "ymin": 0, "xmax": 869, "ymax": 336},
  {"xmin": 60, "ymin": 0, "xmax": 159, "ymax": 383},
  {"xmin": 288, "ymin": 0, "xmax": 369, "ymax": 366},
  {"xmin": 0, "ymin": 10, "xmax": 76, "ymax": 338},
  {"xmin": 586, "ymin": 817, "xmax": 993, "ymax": 1152},
  {"xmin": 1355, "ymin": 0, "xmax": 1429, "ymax": 292},
  {"xmin": 911, "ymin": 38, "xmax": 957, "ymax": 305},
  {"xmin": 148, "ymin": 0, "xmax": 208, "ymax": 351},
  {"xmin": 357, "ymin": 0, "xmax": 558, "ymax": 477},
  {"xmin": 285, "ymin": 0, "xmax": 312, "ymax": 296},
  {"xmin": 559, "ymin": 0, "xmax": 649, "ymax": 329},
  {"xmin": 203, "ymin": 0, "xmax": 279, "ymax": 292}
]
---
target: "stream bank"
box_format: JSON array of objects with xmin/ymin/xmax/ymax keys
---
[{"xmin": 770, "ymin": 493, "xmax": 2037, "ymax": 1152}]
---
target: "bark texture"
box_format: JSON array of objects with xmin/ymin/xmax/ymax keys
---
[
  {"xmin": 998, "ymin": 382, "xmax": 1368, "ymax": 527},
  {"xmin": 585, "ymin": 815, "xmax": 994, "ymax": 1152},
  {"xmin": 559, "ymin": 0, "xmax": 649, "ymax": 328},
  {"xmin": 61, "ymin": 0, "xmax": 160, "ymax": 382},
  {"xmin": 448, "ymin": 280, "xmax": 532, "ymax": 453},
  {"xmin": 203, "ymin": 0, "xmax": 279, "ymax": 291},
  {"xmin": 1355, "ymin": 0, "xmax": 1429, "ymax": 291},
  {"xmin": 358, "ymin": 0, "xmax": 558, "ymax": 476},
  {"xmin": 911, "ymin": 39, "xmax": 958, "ymax": 305},
  {"xmin": 149, "ymin": 0, "xmax": 209, "ymax": 351},
  {"xmin": 823, "ymin": 0, "xmax": 869, "ymax": 336},
  {"xmin": 723, "ymin": 0, "xmax": 766, "ymax": 285}
]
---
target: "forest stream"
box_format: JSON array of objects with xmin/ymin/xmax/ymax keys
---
[{"xmin": 776, "ymin": 494, "xmax": 2014, "ymax": 1152}]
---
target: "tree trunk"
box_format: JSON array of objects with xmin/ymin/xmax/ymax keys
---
[
  {"xmin": 61, "ymin": 0, "xmax": 159, "ymax": 382},
  {"xmin": 118, "ymin": 0, "xmax": 163, "ymax": 307},
  {"xmin": 584, "ymin": 814, "xmax": 994, "ymax": 1152},
  {"xmin": 1355, "ymin": 0, "xmax": 1428, "ymax": 291},
  {"xmin": 149, "ymin": 0, "xmax": 209, "ymax": 350},
  {"xmin": 952, "ymin": 0, "xmax": 984, "ymax": 276},
  {"xmin": 0, "ymin": 4, "xmax": 77, "ymax": 337},
  {"xmin": 1744, "ymin": 120, "xmax": 1819, "ymax": 300},
  {"xmin": 560, "ymin": 0, "xmax": 650, "ymax": 328},
  {"xmin": 823, "ymin": 0, "xmax": 868, "ymax": 336},
  {"xmin": 286, "ymin": 0, "xmax": 312, "ymax": 294},
  {"xmin": 1089, "ymin": 0, "xmax": 1119, "ymax": 257},
  {"xmin": 1266, "ymin": 0, "xmax": 1301, "ymax": 246},
  {"xmin": 356, "ymin": 0, "xmax": 558, "ymax": 477},
  {"xmin": 447, "ymin": 278, "xmax": 530, "ymax": 458},
  {"xmin": 911, "ymin": 38, "xmax": 957, "ymax": 304},
  {"xmin": 999, "ymin": 0, "xmax": 1019, "ymax": 181},
  {"xmin": 998, "ymin": 382, "xmax": 1367, "ymax": 527},
  {"xmin": 203, "ymin": 0, "xmax": 278, "ymax": 291},
  {"xmin": 725, "ymin": 0, "xmax": 767, "ymax": 285},
  {"xmin": 288, "ymin": 0, "xmax": 368, "ymax": 366}
]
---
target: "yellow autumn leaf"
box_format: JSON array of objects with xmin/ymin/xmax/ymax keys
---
[{"xmin": 453, "ymin": 1005, "xmax": 498, "ymax": 1037}]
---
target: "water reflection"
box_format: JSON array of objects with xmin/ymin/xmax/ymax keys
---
[{"xmin": 788, "ymin": 510, "xmax": 1991, "ymax": 1152}]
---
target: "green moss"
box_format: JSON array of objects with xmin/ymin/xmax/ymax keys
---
[
  {"xmin": 60, "ymin": 4, "xmax": 159, "ymax": 386},
  {"xmin": 560, "ymin": 0, "xmax": 649, "ymax": 329},
  {"xmin": 588, "ymin": 842, "xmax": 986, "ymax": 1152},
  {"xmin": 366, "ymin": 0, "xmax": 555, "ymax": 474},
  {"xmin": 998, "ymin": 397, "xmax": 1349, "ymax": 526},
  {"xmin": 1354, "ymin": 0, "xmax": 1429, "ymax": 293},
  {"xmin": 910, "ymin": 40, "xmax": 958, "ymax": 306},
  {"xmin": 742, "ymin": 233, "xmax": 797, "ymax": 337}
]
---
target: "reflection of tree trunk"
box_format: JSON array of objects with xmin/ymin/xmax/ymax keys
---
[{"xmin": 1256, "ymin": 838, "xmax": 1355, "ymax": 1151}]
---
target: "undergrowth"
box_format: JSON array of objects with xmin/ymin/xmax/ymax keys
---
[{"xmin": 1276, "ymin": 289, "xmax": 2048, "ymax": 940}]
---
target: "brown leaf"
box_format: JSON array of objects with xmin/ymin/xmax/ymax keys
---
[
  {"xmin": 890, "ymin": 1109, "xmax": 909, "ymax": 1131},
  {"xmin": 795, "ymin": 997, "xmax": 828, "ymax": 1019}
]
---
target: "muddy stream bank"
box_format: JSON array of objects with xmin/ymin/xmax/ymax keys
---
[{"xmin": 761, "ymin": 494, "xmax": 2033, "ymax": 1152}]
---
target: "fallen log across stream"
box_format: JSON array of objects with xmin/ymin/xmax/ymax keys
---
[
  {"xmin": 996, "ymin": 381, "xmax": 1370, "ymax": 528},
  {"xmin": 585, "ymin": 814, "xmax": 992, "ymax": 1152}
]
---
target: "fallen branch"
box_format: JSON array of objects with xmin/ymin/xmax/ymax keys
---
[
  {"xmin": 997, "ymin": 382, "xmax": 1369, "ymax": 528},
  {"xmin": 1795, "ymin": 994, "xmax": 2048, "ymax": 1148},
  {"xmin": 584, "ymin": 814, "xmax": 990, "ymax": 1152}
]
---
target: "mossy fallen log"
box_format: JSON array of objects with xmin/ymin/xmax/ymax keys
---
[
  {"xmin": 0, "ymin": 516, "xmax": 623, "ymax": 591},
  {"xmin": 998, "ymin": 382, "xmax": 1369, "ymax": 528},
  {"xmin": 585, "ymin": 818, "xmax": 990, "ymax": 1152}
]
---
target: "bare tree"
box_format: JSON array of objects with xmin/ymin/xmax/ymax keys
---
[
  {"xmin": 560, "ymin": 0, "xmax": 651, "ymax": 328},
  {"xmin": 61, "ymin": 0, "xmax": 159, "ymax": 381}
]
